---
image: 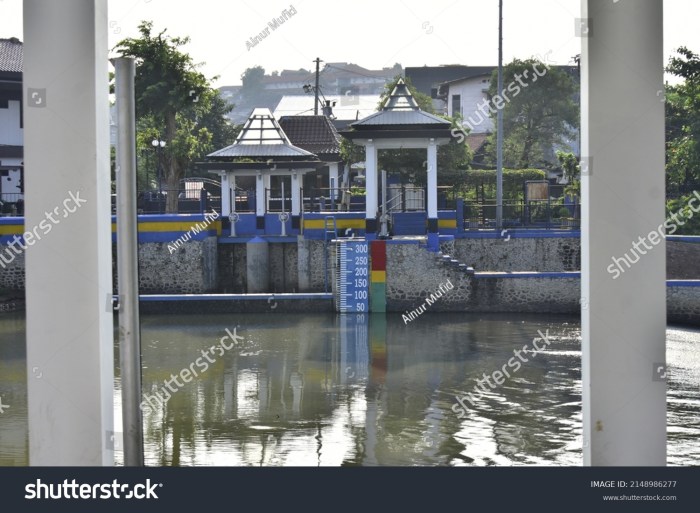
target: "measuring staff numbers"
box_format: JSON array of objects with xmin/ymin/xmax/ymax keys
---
[{"xmin": 337, "ymin": 242, "xmax": 369, "ymax": 313}]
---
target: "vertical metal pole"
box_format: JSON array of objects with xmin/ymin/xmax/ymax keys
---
[
  {"xmin": 496, "ymin": 0, "xmax": 504, "ymax": 230},
  {"xmin": 114, "ymin": 57, "xmax": 144, "ymax": 466},
  {"xmin": 281, "ymin": 180, "xmax": 286, "ymax": 236},
  {"xmin": 314, "ymin": 57, "xmax": 321, "ymax": 116}
]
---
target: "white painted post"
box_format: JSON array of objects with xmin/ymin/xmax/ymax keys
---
[
  {"xmin": 328, "ymin": 162, "xmax": 339, "ymax": 201},
  {"xmin": 23, "ymin": 0, "xmax": 114, "ymax": 465},
  {"xmin": 291, "ymin": 173, "xmax": 301, "ymax": 216},
  {"xmin": 581, "ymin": 0, "xmax": 666, "ymax": 466},
  {"xmin": 427, "ymin": 140, "xmax": 438, "ymax": 219},
  {"xmin": 221, "ymin": 173, "xmax": 231, "ymax": 218},
  {"xmin": 255, "ymin": 173, "xmax": 265, "ymax": 218},
  {"xmin": 365, "ymin": 141, "xmax": 377, "ymax": 236}
]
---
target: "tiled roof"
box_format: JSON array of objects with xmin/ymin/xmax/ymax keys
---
[
  {"xmin": 278, "ymin": 116, "xmax": 341, "ymax": 158},
  {"xmin": 0, "ymin": 38, "xmax": 23, "ymax": 73},
  {"xmin": 465, "ymin": 133, "xmax": 489, "ymax": 153}
]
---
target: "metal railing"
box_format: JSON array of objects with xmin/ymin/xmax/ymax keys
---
[
  {"xmin": 463, "ymin": 201, "xmax": 580, "ymax": 230},
  {"xmin": 303, "ymin": 187, "xmax": 346, "ymax": 212},
  {"xmin": 127, "ymin": 188, "xmax": 222, "ymax": 214},
  {"xmin": 0, "ymin": 193, "xmax": 23, "ymax": 216}
]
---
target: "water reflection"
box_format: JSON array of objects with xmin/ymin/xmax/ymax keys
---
[{"xmin": 1, "ymin": 312, "xmax": 698, "ymax": 466}]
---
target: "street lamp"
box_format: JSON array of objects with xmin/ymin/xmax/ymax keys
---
[{"xmin": 152, "ymin": 139, "xmax": 166, "ymax": 213}]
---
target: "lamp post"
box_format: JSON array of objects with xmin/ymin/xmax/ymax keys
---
[{"xmin": 151, "ymin": 138, "xmax": 166, "ymax": 213}]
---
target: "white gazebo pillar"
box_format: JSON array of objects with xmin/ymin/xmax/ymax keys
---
[
  {"xmin": 328, "ymin": 162, "xmax": 340, "ymax": 201},
  {"xmin": 24, "ymin": 0, "xmax": 114, "ymax": 465},
  {"xmin": 365, "ymin": 140, "xmax": 378, "ymax": 239},
  {"xmin": 291, "ymin": 172, "xmax": 301, "ymax": 232},
  {"xmin": 426, "ymin": 139, "xmax": 439, "ymax": 250},
  {"xmin": 581, "ymin": 0, "xmax": 666, "ymax": 465},
  {"xmin": 221, "ymin": 173, "xmax": 231, "ymax": 218},
  {"xmin": 255, "ymin": 172, "xmax": 265, "ymax": 234}
]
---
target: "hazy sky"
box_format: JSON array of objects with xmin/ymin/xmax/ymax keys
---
[{"xmin": 1, "ymin": 0, "xmax": 699, "ymax": 86}]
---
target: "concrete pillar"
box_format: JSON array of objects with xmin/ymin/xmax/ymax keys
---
[
  {"xmin": 291, "ymin": 172, "xmax": 301, "ymax": 231},
  {"xmin": 246, "ymin": 236, "xmax": 269, "ymax": 292},
  {"xmin": 581, "ymin": 0, "xmax": 665, "ymax": 466},
  {"xmin": 23, "ymin": 0, "xmax": 114, "ymax": 465},
  {"xmin": 365, "ymin": 141, "xmax": 378, "ymax": 237},
  {"xmin": 426, "ymin": 140, "xmax": 439, "ymax": 250},
  {"xmin": 297, "ymin": 236, "xmax": 311, "ymax": 292}
]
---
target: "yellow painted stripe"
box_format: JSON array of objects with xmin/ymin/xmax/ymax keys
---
[
  {"xmin": 110, "ymin": 221, "xmax": 222, "ymax": 234},
  {"xmin": 304, "ymin": 219, "xmax": 365, "ymax": 230},
  {"xmin": 438, "ymin": 219, "xmax": 457, "ymax": 229},
  {"xmin": 371, "ymin": 270, "xmax": 386, "ymax": 283},
  {"xmin": 0, "ymin": 225, "xmax": 24, "ymax": 235}
]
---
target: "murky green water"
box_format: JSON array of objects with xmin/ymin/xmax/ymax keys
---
[{"xmin": 1, "ymin": 312, "xmax": 698, "ymax": 466}]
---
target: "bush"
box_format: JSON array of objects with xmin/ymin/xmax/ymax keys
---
[
  {"xmin": 666, "ymin": 194, "xmax": 700, "ymax": 235},
  {"xmin": 462, "ymin": 169, "xmax": 546, "ymax": 201}
]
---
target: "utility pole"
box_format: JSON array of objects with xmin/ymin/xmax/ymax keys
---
[
  {"xmin": 314, "ymin": 57, "xmax": 321, "ymax": 115},
  {"xmin": 496, "ymin": 0, "xmax": 504, "ymax": 231}
]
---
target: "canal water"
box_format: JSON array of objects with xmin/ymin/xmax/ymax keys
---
[{"xmin": 1, "ymin": 312, "xmax": 698, "ymax": 466}]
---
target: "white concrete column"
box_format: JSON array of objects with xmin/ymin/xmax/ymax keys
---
[
  {"xmin": 365, "ymin": 141, "xmax": 378, "ymax": 234},
  {"xmin": 291, "ymin": 173, "xmax": 301, "ymax": 216},
  {"xmin": 263, "ymin": 174, "xmax": 272, "ymax": 213},
  {"xmin": 255, "ymin": 173, "xmax": 265, "ymax": 217},
  {"xmin": 24, "ymin": 0, "xmax": 114, "ymax": 465},
  {"xmin": 427, "ymin": 140, "xmax": 438, "ymax": 219},
  {"xmin": 328, "ymin": 162, "xmax": 339, "ymax": 201},
  {"xmin": 581, "ymin": 0, "xmax": 666, "ymax": 466},
  {"xmin": 221, "ymin": 173, "xmax": 231, "ymax": 217}
]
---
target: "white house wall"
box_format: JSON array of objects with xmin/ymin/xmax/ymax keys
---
[
  {"xmin": 446, "ymin": 77, "xmax": 493, "ymax": 134},
  {"xmin": 0, "ymin": 99, "xmax": 23, "ymax": 146}
]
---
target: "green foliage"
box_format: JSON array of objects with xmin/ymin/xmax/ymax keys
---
[
  {"xmin": 666, "ymin": 194, "xmax": 700, "ymax": 235},
  {"xmin": 462, "ymin": 169, "xmax": 546, "ymax": 201},
  {"xmin": 556, "ymin": 150, "xmax": 581, "ymax": 199},
  {"xmin": 114, "ymin": 21, "xmax": 236, "ymax": 211},
  {"xmin": 241, "ymin": 66, "xmax": 266, "ymax": 97},
  {"xmin": 483, "ymin": 59, "xmax": 579, "ymax": 169},
  {"xmin": 665, "ymin": 47, "xmax": 700, "ymax": 196}
]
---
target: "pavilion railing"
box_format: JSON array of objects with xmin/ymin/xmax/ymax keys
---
[{"xmin": 0, "ymin": 193, "xmax": 23, "ymax": 216}]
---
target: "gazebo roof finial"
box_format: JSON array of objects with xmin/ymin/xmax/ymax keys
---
[{"xmin": 382, "ymin": 78, "xmax": 420, "ymax": 111}]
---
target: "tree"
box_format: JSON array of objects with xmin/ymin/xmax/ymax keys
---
[
  {"xmin": 665, "ymin": 47, "xmax": 700, "ymax": 196},
  {"xmin": 556, "ymin": 150, "xmax": 580, "ymax": 199},
  {"xmin": 241, "ymin": 66, "xmax": 266, "ymax": 97},
  {"xmin": 115, "ymin": 21, "xmax": 225, "ymax": 212},
  {"xmin": 484, "ymin": 59, "xmax": 579, "ymax": 169}
]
